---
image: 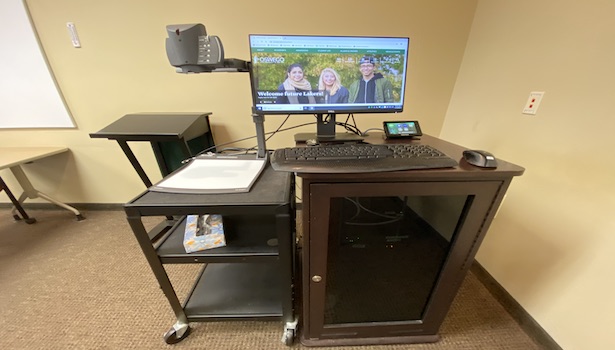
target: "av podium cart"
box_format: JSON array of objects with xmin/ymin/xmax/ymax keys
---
[
  {"xmin": 124, "ymin": 164, "xmax": 297, "ymax": 345},
  {"xmin": 297, "ymin": 134, "xmax": 525, "ymax": 346}
]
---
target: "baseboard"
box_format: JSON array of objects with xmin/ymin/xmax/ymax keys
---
[
  {"xmin": 0, "ymin": 202, "xmax": 124, "ymax": 210},
  {"xmin": 471, "ymin": 261, "xmax": 562, "ymax": 350}
]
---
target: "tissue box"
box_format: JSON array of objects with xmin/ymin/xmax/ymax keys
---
[{"xmin": 183, "ymin": 214, "xmax": 226, "ymax": 253}]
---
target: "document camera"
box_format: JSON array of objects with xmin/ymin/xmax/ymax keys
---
[
  {"xmin": 163, "ymin": 23, "xmax": 266, "ymax": 161},
  {"xmin": 165, "ymin": 23, "xmax": 248, "ymax": 73}
]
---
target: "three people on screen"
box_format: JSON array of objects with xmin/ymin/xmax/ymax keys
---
[{"xmin": 276, "ymin": 56, "xmax": 394, "ymax": 105}]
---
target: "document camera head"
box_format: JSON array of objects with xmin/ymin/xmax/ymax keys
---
[{"xmin": 165, "ymin": 23, "xmax": 225, "ymax": 73}]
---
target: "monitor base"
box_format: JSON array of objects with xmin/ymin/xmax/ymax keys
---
[{"xmin": 294, "ymin": 132, "xmax": 364, "ymax": 144}]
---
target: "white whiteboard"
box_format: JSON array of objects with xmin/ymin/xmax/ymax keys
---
[{"xmin": 0, "ymin": 0, "xmax": 74, "ymax": 128}]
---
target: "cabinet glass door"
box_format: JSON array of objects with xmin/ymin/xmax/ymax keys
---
[{"xmin": 307, "ymin": 181, "xmax": 500, "ymax": 337}]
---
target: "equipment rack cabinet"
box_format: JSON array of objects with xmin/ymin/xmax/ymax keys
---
[
  {"xmin": 124, "ymin": 164, "xmax": 297, "ymax": 345},
  {"xmin": 296, "ymin": 134, "xmax": 524, "ymax": 346}
]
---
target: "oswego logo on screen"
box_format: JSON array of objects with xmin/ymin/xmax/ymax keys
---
[{"xmin": 253, "ymin": 56, "xmax": 285, "ymax": 64}]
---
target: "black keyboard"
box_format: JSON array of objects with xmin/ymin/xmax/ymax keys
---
[{"xmin": 270, "ymin": 143, "xmax": 458, "ymax": 173}]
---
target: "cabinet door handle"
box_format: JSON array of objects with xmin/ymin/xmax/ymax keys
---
[{"xmin": 312, "ymin": 275, "xmax": 322, "ymax": 283}]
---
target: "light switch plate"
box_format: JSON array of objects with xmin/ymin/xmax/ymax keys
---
[{"xmin": 67, "ymin": 22, "xmax": 81, "ymax": 48}]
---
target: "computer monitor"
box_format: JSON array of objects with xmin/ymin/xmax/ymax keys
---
[{"xmin": 248, "ymin": 34, "xmax": 410, "ymax": 141}]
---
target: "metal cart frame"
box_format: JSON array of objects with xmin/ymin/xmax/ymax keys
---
[{"xmin": 124, "ymin": 164, "xmax": 297, "ymax": 345}]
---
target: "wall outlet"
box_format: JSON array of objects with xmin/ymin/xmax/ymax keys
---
[{"xmin": 522, "ymin": 91, "xmax": 544, "ymax": 115}]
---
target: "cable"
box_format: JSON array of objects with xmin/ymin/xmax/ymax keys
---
[
  {"xmin": 342, "ymin": 197, "xmax": 404, "ymax": 226},
  {"xmin": 361, "ymin": 127, "xmax": 384, "ymax": 136},
  {"xmin": 246, "ymin": 121, "xmax": 318, "ymax": 152},
  {"xmin": 335, "ymin": 114, "xmax": 363, "ymax": 136},
  {"xmin": 189, "ymin": 120, "xmax": 318, "ymax": 159},
  {"xmin": 335, "ymin": 122, "xmax": 362, "ymax": 136},
  {"xmin": 356, "ymin": 201, "xmax": 400, "ymax": 219},
  {"xmin": 346, "ymin": 114, "xmax": 359, "ymax": 131},
  {"xmin": 187, "ymin": 112, "xmax": 369, "ymax": 162},
  {"xmin": 343, "ymin": 217, "xmax": 403, "ymax": 226},
  {"xmin": 265, "ymin": 114, "xmax": 291, "ymax": 142},
  {"xmin": 246, "ymin": 114, "xmax": 292, "ymax": 152},
  {"xmin": 343, "ymin": 197, "xmax": 362, "ymax": 222}
]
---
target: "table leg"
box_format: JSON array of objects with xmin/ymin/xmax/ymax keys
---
[
  {"xmin": 0, "ymin": 176, "xmax": 36, "ymax": 224},
  {"xmin": 9, "ymin": 165, "xmax": 84, "ymax": 221}
]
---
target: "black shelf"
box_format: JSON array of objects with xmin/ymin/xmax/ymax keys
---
[
  {"xmin": 185, "ymin": 263, "xmax": 283, "ymax": 320},
  {"xmin": 125, "ymin": 164, "xmax": 292, "ymax": 212},
  {"xmin": 90, "ymin": 113, "xmax": 215, "ymax": 186},
  {"xmin": 156, "ymin": 216, "xmax": 280, "ymax": 263}
]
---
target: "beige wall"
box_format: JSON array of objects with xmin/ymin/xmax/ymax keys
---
[
  {"xmin": 0, "ymin": 0, "xmax": 476, "ymax": 204},
  {"xmin": 442, "ymin": 1, "xmax": 615, "ymax": 349}
]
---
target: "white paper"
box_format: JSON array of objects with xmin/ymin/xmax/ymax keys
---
[{"xmin": 151, "ymin": 156, "xmax": 266, "ymax": 193}]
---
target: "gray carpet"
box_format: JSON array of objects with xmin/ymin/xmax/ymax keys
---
[{"xmin": 0, "ymin": 208, "xmax": 543, "ymax": 349}]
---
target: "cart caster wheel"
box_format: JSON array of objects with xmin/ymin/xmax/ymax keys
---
[
  {"xmin": 281, "ymin": 329, "xmax": 294, "ymax": 346},
  {"xmin": 163, "ymin": 324, "xmax": 190, "ymax": 344}
]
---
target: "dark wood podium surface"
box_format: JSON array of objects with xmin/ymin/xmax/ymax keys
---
[{"xmin": 297, "ymin": 133, "xmax": 524, "ymax": 181}]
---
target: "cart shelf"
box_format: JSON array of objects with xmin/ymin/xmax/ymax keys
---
[
  {"xmin": 156, "ymin": 216, "xmax": 280, "ymax": 263},
  {"xmin": 185, "ymin": 263, "xmax": 283, "ymax": 320}
]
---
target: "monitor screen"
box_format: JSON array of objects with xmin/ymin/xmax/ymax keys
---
[{"xmin": 249, "ymin": 35, "xmax": 410, "ymax": 115}]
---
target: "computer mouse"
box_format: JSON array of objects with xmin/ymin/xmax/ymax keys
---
[{"xmin": 462, "ymin": 150, "xmax": 498, "ymax": 168}]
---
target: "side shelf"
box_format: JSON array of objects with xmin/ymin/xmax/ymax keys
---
[
  {"xmin": 156, "ymin": 215, "xmax": 280, "ymax": 263},
  {"xmin": 185, "ymin": 263, "xmax": 283, "ymax": 321}
]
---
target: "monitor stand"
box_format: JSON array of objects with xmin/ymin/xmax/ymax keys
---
[{"xmin": 294, "ymin": 114, "xmax": 364, "ymax": 144}]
